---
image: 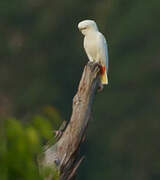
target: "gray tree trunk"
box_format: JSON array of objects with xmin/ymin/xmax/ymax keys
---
[{"xmin": 38, "ymin": 62, "xmax": 101, "ymax": 180}]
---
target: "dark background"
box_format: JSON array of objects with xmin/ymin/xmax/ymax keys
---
[{"xmin": 0, "ymin": 0, "xmax": 160, "ymax": 179}]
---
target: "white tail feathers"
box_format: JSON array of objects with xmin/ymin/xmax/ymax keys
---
[{"xmin": 100, "ymin": 71, "xmax": 108, "ymax": 85}]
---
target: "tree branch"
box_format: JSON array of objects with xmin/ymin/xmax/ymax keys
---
[{"xmin": 38, "ymin": 62, "xmax": 101, "ymax": 180}]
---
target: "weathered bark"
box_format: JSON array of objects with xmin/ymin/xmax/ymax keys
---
[{"xmin": 38, "ymin": 62, "xmax": 101, "ymax": 180}]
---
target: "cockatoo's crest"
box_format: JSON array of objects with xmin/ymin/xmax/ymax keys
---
[{"xmin": 78, "ymin": 20, "xmax": 98, "ymax": 35}]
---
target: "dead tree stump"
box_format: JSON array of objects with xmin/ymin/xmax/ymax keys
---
[{"xmin": 38, "ymin": 62, "xmax": 101, "ymax": 180}]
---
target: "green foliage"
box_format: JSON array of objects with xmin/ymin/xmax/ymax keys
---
[
  {"xmin": 40, "ymin": 166, "xmax": 60, "ymax": 180},
  {"xmin": 0, "ymin": 110, "xmax": 62, "ymax": 180}
]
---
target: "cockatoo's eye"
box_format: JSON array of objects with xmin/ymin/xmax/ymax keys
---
[{"xmin": 80, "ymin": 27, "xmax": 87, "ymax": 30}]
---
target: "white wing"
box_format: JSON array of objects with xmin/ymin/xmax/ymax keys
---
[{"xmin": 97, "ymin": 32, "xmax": 109, "ymax": 70}]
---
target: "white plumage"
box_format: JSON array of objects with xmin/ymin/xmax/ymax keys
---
[{"xmin": 78, "ymin": 20, "xmax": 109, "ymax": 85}]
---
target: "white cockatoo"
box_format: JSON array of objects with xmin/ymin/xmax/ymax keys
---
[{"xmin": 78, "ymin": 20, "xmax": 109, "ymax": 85}]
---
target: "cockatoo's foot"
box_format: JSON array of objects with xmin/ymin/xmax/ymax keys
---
[
  {"xmin": 88, "ymin": 61, "xmax": 94, "ymax": 66},
  {"xmin": 98, "ymin": 83, "xmax": 104, "ymax": 92}
]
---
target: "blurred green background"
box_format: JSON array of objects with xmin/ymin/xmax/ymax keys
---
[{"xmin": 0, "ymin": 0, "xmax": 160, "ymax": 179}]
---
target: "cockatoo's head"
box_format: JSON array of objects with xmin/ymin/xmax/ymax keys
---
[{"xmin": 78, "ymin": 20, "xmax": 98, "ymax": 36}]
